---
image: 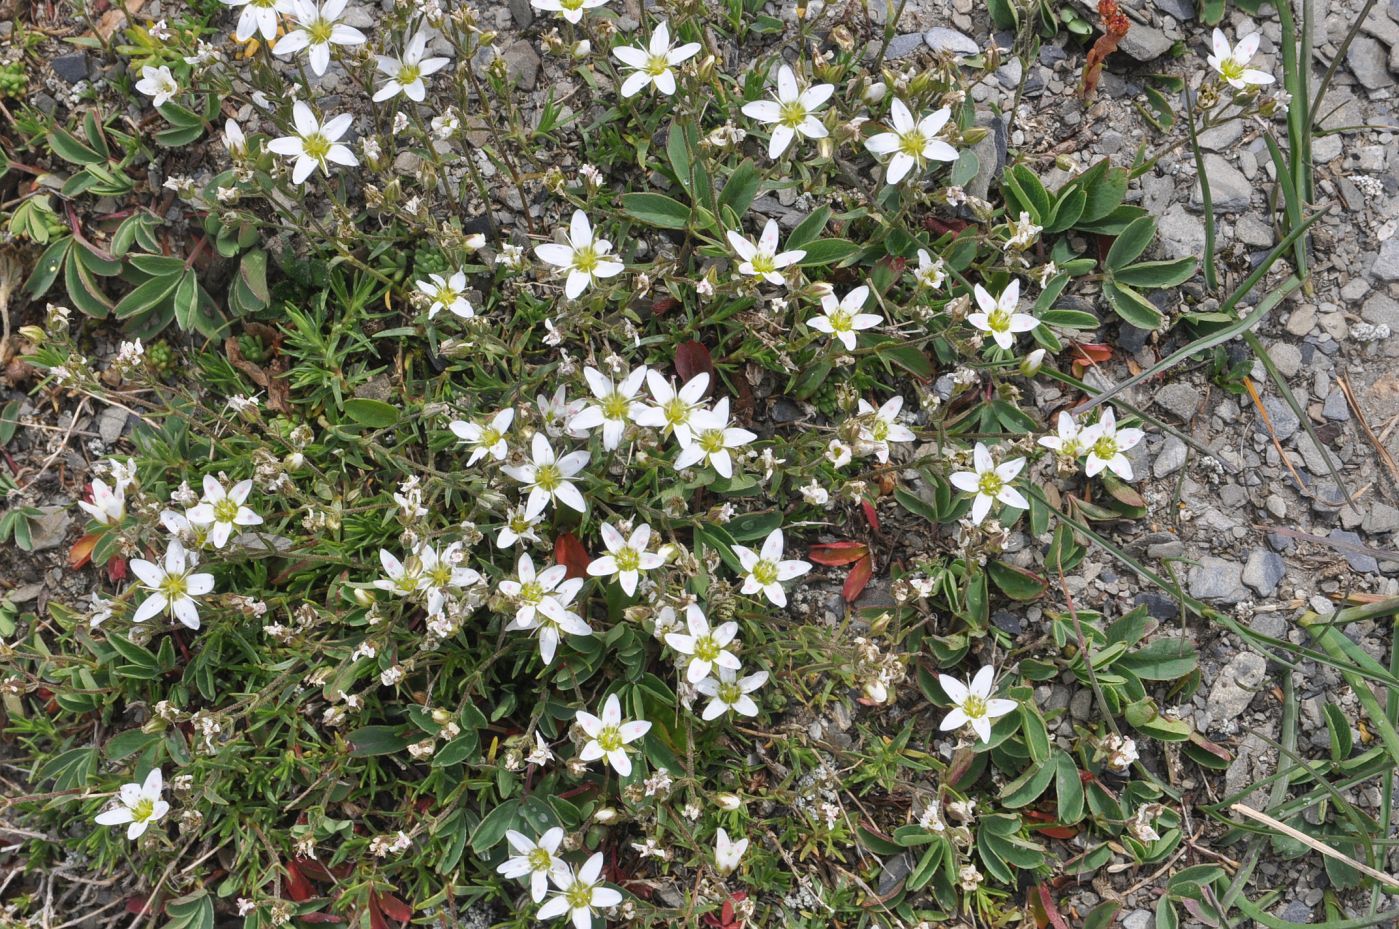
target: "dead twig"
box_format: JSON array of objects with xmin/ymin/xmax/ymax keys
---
[{"xmin": 1230, "ymin": 803, "xmax": 1399, "ymax": 891}]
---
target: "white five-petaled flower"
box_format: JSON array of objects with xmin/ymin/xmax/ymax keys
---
[
  {"xmin": 130, "ymin": 540, "xmax": 215, "ymax": 629},
  {"xmin": 664, "ymin": 603, "xmax": 741, "ymax": 683},
  {"xmin": 498, "ymin": 553, "xmax": 591, "ymax": 664},
  {"xmin": 740, "ymin": 64, "xmax": 833, "ymax": 159},
  {"xmin": 864, "ymin": 99, "xmax": 958, "ymax": 185},
  {"xmin": 450, "ymin": 408, "xmax": 514, "ymax": 465},
  {"xmin": 674, "ymin": 398, "xmax": 756, "ymax": 479},
  {"xmin": 938, "ymin": 665, "xmax": 1017, "ymax": 743},
  {"xmin": 1081, "ymin": 407, "xmax": 1145, "ymax": 481},
  {"xmin": 535, "ymin": 211, "xmax": 626, "ymax": 300},
  {"xmin": 588, "ymin": 522, "xmax": 664, "ymax": 596},
  {"xmin": 537, "ymin": 852, "xmax": 623, "ymax": 929},
  {"xmin": 268, "ymin": 102, "xmax": 358, "ymax": 185},
  {"xmin": 223, "ymin": 0, "xmax": 290, "ymax": 42},
  {"xmin": 967, "ymin": 280, "xmax": 1038, "ymax": 351},
  {"xmin": 537, "ymin": 386, "xmax": 588, "ymax": 439},
  {"xmin": 807, "ymin": 284, "xmax": 881, "ymax": 351},
  {"xmin": 733, "ymin": 529, "xmax": 811, "ymax": 608},
  {"xmin": 1038, "ymin": 411, "xmax": 1086, "ymax": 461},
  {"xmin": 576, "ymin": 694, "xmax": 651, "ymax": 777},
  {"xmin": 913, "ymin": 248, "xmax": 946, "ymax": 289},
  {"xmin": 726, "ymin": 218, "xmax": 806, "ymax": 286},
  {"xmin": 1207, "ymin": 28, "xmax": 1274, "ymax": 90},
  {"xmin": 185, "ymin": 474, "xmax": 262, "ymax": 549},
  {"xmin": 135, "ymin": 66, "xmax": 178, "ymax": 108},
  {"xmin": 415, "ymin": 541, "xmax": 481, "ymax": 615},
  {"xmin": 94, "ymin": 768, "xmax": 169, "ymax": 840},
  {"xmin": 498, "ymin": 828, "xmax": 570, "ymax": 903},
  {"xmin": 417, "ymin": 271, "xmax": 473, "ymax": 319},
  {"xmin": 570, "ymin": 366, "xmax": 648, "ymax": 451},
  {"xmin": 496, "ymin": 505, "xmax": 542, "ymax": 549},
  {"xmin": 503, "ymin": 433, "xmax": 590, "ymax": 518},
  {"xmin": 531, "ymin": 0, "xmax": 609, "ymax": 25},
  {"xmin": 613, "ymin": 21, "xmax": 701, "ymax": 98},
  {"xmin": 949, "ymin": 442, "xmax": 1029, "ymax": 525},
  {"xmin": 273, "ymin": 0, "xmax": 366, "ymax": 76},
  {"xmin": 373, "ymin": 549, "xmax": 421, "ymax": 598},
  {"xmin": 79, "ymin": 478, "xmax": 126, "ymax": 526},
  {"xmin": 856, "ymin": 396, "xmax": 916, "ymax": 463},
  {"xmin": 696, "ymin": 667, "xmax": 768, "ymax": 721},
  {"xmin": 633, "ymin": 370, "xmax": 709, "ymax": 446},
  {"xmin": 373, "ymin": 30, "xmax": 450, "ymax": 102},
  {"xmin": 714, "ymin": 828, "xmax": 749, "ymax": 875}
]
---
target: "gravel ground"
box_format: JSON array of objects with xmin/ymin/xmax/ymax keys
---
[{"xmin": 4, "ymin": 0, "xmax": 1399, "ymax": 922}]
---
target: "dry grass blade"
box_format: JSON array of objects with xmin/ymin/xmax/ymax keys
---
[
  {"xmin": 1242, "ymin": 376, "xmax": 1308, "ymax": 495},
  {"xmin": 1337, "ymin": 373, "xmax": 1399, "ymax": 490},
  {"xmin": 1229, "ymin": 803, "xmax": 1399, "ymax": 891}
]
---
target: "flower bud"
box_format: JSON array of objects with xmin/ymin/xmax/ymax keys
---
[
  {"xmin": 1019, "ymin": 349, "xmax": 1046, "ymax": 377},
  {"xmin": 715, "ymin": 793, "xmax": 743, "ymax": 811}
]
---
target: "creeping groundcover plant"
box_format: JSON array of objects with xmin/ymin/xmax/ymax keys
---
[{"xmin": 1, "ymin": 1, "xmax": 1330, "ymax": 928}]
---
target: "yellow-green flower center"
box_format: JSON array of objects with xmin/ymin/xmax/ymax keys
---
[
  {"xmin": 131, "ymin": 798, "xmax": 156, "ymax": 822},
  {"xmin": 962, "ymin": 695, "xmax": 987, "ymax": 718},
  {"xmin": 898, "ymin": 130, "xmax": 927, "ymax": 158},
  {"xmin": 534, "ymin": 464, "xmax": 562, "ymax": 492},
  {"xmin": 717, "ymin": 681, "xmax": 742, "ymax": 704},
  {"xmin": 395, "ymin": 572, "xmax": 418, "ymax": 594},
  {"xmin": 302, "ymin": 132, "xmax": 332, "ymax": 163},
  {"xmin": 663, "ymin": 398, "xmax": 689, "ymax": 427},
  {"xmin": 749, "ymin": 252, "xmax": 776, "ymax": 276},
  {"xmin": 307, "ymin": 19, "xmax": 335, "ymax": 45},
  {"xmin": 508, "ymin": 513, "xmax": 532, "ymax": 532},
  {"xmin": 428, "ymin": 564, "xmax": 453, "ymax": 587},
  {"xmin": 518, "ymin": 580, "xmax": 544, "ymax": 605},
  {"xmin": 1092, "ymin": 436, "xmax": 1119, "ymax": 459},
  {"xmin": 1218, "ymin": 58, "xmax": 1244, "ymax": 82},
  {"xmin": 560, "ymin": 0, "xmax": 584, "ymax": 9},
  {"xmin": 977, "ymin": 472, "xmax": 1004, "ymax": 497},
  {"xmin": 986, "ymin": 308, "xmax": 1011, "ymax": 333},
  {"xmin": 778, "ymin": 100, "xmax": 808, "ymax": 128},
  {"xmin": 435, "ymin": 285, "xmax": 459, "ymax": 306},
  {"xmin": 159, "ymin": 573, "xmax": 188, "ymax": 600},
  {"xmin": 397, "ymin": 63, "xmax": 421, "ymax": 85},
  {"xmin": 595, "ymin": 725, "xmax": 623, "ymax": 752},
  {"xmin": 694, "ymin": 635, "xmax": 720, "ymax": 662},
  {"xmin": 615, "ymin": 548, "xmax": 640, "ymax": 572},
  {"xmin": 479, "ymin": 425, "xmax": 500, "ymax": 447},
  {"xmin": 602, "ymin": 392, "xmax": 630, "ymax": 421},
  {"xmin": 751, "ymin": 560, "xmax": 777, "ymax": 586},
  {"xmin": 870, "ymin": 419, "xmax": 889, "ymax": 442},
  {"xmin": 528, "ymin": 847, "xmax": 553, "ymax": 871},
  {"xmin": 644, "ymin": 54, "xmax": 670, "ymax": 76},
  {"xmin": 698, "ymin": 429, "xmax": 725, "ymax": 453},
  {"xmin": 566, "ymin": 882, "xmax": 594, "ymax": 908},
  {"xmin": 214, "ymin": 497, "xmax": 240, "ymax": 523},
  {"xmin": 572, "ymin": 245, "xmax": 600, "ymax": 274},
  {"xmin": 828, "ymin": 308, "xmax": 852, "ymax": 332}
]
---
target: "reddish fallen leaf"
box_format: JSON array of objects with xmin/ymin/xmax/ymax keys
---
[
  {"xmin": 651, "ymin": 295, "xmax": 680, "ymax": 316},
  {"xmin": 69, "ymin": 533, "xmax": 98, "ymax": 570},
  {"xmin": 842, "ymin": 554, "xmax": 873, "ymax": 603},
  {"xmin": 1188, "ymin": 730, "xmax": 1234, "ymax": 763},
  {"xmin": 1033, "ymin": 885, "xmax": 1071, "ymax": 929},
  {"xmin": 674, "ymin": 340, "xmax": 716, "ymax": 388},
  {"xmin": 285, "ymin": 860, "xmax": 316, "ymax": 902},
  {"xmin": 808, "ymin": 541, "xmax": 869, "ymax": 566},
  {"xmin": 1035, "ymin": 824, "xmax": 1082, "ymax": 840},
  {"xmin": 125, "ymin": 897, "xmax": 151, "ymax": 916},
  {"xmin": 702, "ymin": 892, "xmax": 747, "ymax": 929},
  {"xmin": 299, "ymin": 914, "xmax": 345, "ymax": 924},
  {"xmin": 1071, "ymin": 342, "xmax": 1114, "ymax": 364},
  {"xmin": 107, "ymin": 556, "xmax": 128, "ymax": 583},
  {"xmin": 861, "ymin": 499, "xmax": 880, "ymax": 531},
  {"xmin": 924, "ymin": 216, "xmax": 971, "ymax": 236},
  {"xmin": 376, "ymin": 893, "xmax": 412, "ymax": 923},
  {"xmin": 554, "ymin": 532, "xmax": 591, "ymax": 580},
  {"xmin": 1079, "ymin": 0, "xmax": 1130, "ymax": 98}
]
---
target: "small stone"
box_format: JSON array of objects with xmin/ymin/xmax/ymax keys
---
[
  {"xmin": 1268, "ymin": 342, "xmax": 1303, "ymax": 378},
  {"xmin": 1329, "ymin": 529, "xmax": 1379, "ymax": 573},
  {"xmin": 992, "ymin": 610, "xmax": 1024, "ymax": 635},
  {"xmin": 1281, "ymin": 901, "xmax": 1312, "ymax": 924},
  {"xmin": 51, "ymin": 53, "xmax": 90, "ymax": 84},
  {"xmin": 506, "ymin": 0, "xmax": 534, "ymax": 26},
  {"xmin": 1266, "ymin": 494, "xmax": 1287, "ymax": 518},
  {"xmin": 1153, "ymin": 435, "xmax": 1188, "ymax": 477},
  {"xmin": 1285, "ymin": 303, "xmax": 1318, "ymax": 336},
  {"xmin": 1156, "ymin": 204, "xmax": 1206, "ymax": 259},
  {"xmin": 1207, "ymin": 651, "xmax": 1268, "ymax": 719},
  {"xmin": 501, "ymin": 40, "xmax": 541, "ymax": 90},
  {"xmin": 994, "ymin": 59, "xmax": 1023, "ymax": 89},
  {"xmin": 1242, "ymin": 549, "xmax": 1286, "ymax": 596},
  {"xmin": 964, "ymin": 113, "xmax": 1007, "ymax": 202},
  {"xmin": 1152, "ymin": 0, "xmax": 1195, "ymax": 19},
  {"xmin": 1134, "ymin": 591, "xmax": 1180, "ymax": 620},
  {"xmin": 1252, "ymin": 396, "xmax": 1299, "ymax": 440},
  {"xmin": 885, "ymin": 32, "xmax": 927, "ymax": 59},
  {"xmin": 29, "ymin": 506, "xmax": 72, "ymax": 552},
  {"xmin": 1322, "ymin": 390, "xmax": 1350, "ymax": 421},
  {"xmin": 924, "ymin": 26, "xmax": 980, "ymax": 56},
  {"xmin": 97, "ymin": 406, "xmax": 127, "ymax": 444},
  {"xmin": 1188, "ymin": 556, "xmax": 1247, "ymax": 604},
  {"xmin": 1155, "ymin": 381, "xmax": 1202, "ymax": 420},
  {"xmin": 1197, "ymin": 119, "xmax": 1243, "ymax": 151},
  {"xmin": 1147, "ymin": 539, "xmax": 1186, "ymax": 559},
  {"xmin": 1374, "ymin": 238, "xmax": 1399, "ymax": 282},
  {"xmin": 1361, "ymin": 293, "xmax": 1399, "ymax": 330},
  {"xmin": 1122, "ymin": 911, "xmax": 1152, "ymax": 929},
  {"xmin": 1191, "ymin": 154, "xmax": 1252, "ymax": 212},
  {"xmin": 1347, "ymin": 35, "xmax": 1394, "ymax": 89},
  {"xmin": 1364, "ymin": 502, "xmax": 1399, "ymax": 533}
]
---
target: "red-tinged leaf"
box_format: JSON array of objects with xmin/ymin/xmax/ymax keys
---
[
  {"xmin": 554, "ymin": 532, "xmax": 591, "ymax": 580},
  {"xmin": 285, "ymin": 860, "xmax": 315, "ymax": 902},
  {"xmin": 674, "ymin": 340, "xmax": 715, "ymax": 388},
  {"xmin": 924, "ymin": 216, "xmax": 971, "ymax": 236},
  {"xmin": 106, "ymin": 555, "xmax": 128, "ymax": 583},
  {"xmin": 1035, "ymin": 825, "xmax": 1081, "ymax": 839},
  {"xmin": 376, "ymin": 893, "xmax": 412, "ymax": 923},
  {"xmin": 861, "ymin": 499, "xmax": 880, "ymax": 531},
  {"xmin": 651, "ymin": 295, "xmax": 680, "ymax": 316},
  {"xmin": 808, "ymin": 541, "xmax": 869, "ymax": 566},
  {"xmin": 299, "ymin": 914, "xmax": 344, "ymax": 924},
  {"xmin": 1034, "ymin": 885, "xmax": 1071, "ymax": 929},
  {"xmin": 69, "ymin": 532, "xmax": 98, "ymax": 569},
  {"xmin": 1188, "ymin": 730, "xmax": 1234, "ymax": 763},
  {"xmin": 1071, "ymin": 342, "xmax": 1114, "ymax": 364},
  {"xmin": 125, "ymin": 897, "xmax": 152, "ymax": 916},
  {"xmin": 842, "ymin": 554, "xmax": 873, "ymax": 603}
]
